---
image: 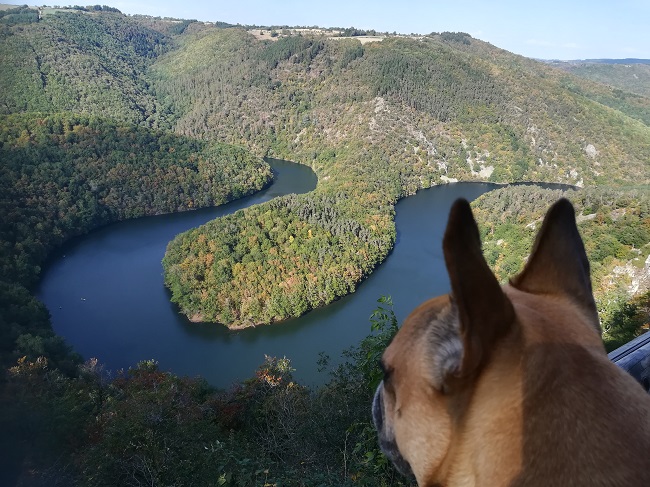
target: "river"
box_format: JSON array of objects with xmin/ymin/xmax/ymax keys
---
[{"xmin": 37, "ymin": 159, "xmax": 498, "ymax": 388}]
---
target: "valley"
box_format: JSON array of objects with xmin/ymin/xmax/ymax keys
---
[{"xmin": 0, "ymin": 4, "xmax": 648, "ymax": 486}]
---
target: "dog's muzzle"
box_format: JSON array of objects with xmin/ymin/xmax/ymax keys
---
[{"xmin": 373, "ymin": 383, "xmax": 414, "ymax": 477}]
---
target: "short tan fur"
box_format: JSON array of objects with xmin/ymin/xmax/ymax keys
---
[{"xmin": 373, "ymin": 198, "xmax": 650, "ymax": 487}]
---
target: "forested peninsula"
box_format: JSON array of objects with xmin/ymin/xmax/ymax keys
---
[{"xmin": 0, "ymin": 4, "xmax": 649, "ymax": 486}]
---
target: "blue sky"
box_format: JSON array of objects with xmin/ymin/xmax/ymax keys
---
[{"xmin": 9, "ymin": 1, "xmax": 650, "ymax": 60}]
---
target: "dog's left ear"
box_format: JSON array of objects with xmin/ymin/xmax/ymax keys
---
[
  {"xmin": 443, "ymin": 199, "xmax": 515, "ymax": 386},
  {"xmin": 510, "ymin": 198, "xmax": 600, "ymax": 332}
]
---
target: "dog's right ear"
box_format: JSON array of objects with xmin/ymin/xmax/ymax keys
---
[{"xmin": 442, "ymin": 199, "xmax": 515, "ymax": 388}]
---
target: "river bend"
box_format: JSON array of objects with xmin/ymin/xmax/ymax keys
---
[{"xmin": 38, "ymin": 159, "xmax": 496, "ymax": 388}]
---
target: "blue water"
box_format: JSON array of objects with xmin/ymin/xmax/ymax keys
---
[{"xmin": 37, "ymin": 160, "xmax": 497, "ymax": 388}]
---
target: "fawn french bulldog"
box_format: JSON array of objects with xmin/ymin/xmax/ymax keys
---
[{"xmin": 373, "ymin": 198, "xmax": 650, "ymax": 486}]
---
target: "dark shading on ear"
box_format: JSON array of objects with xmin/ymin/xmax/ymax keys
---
[
  {"xmin": 442, "ymin": 199, "xmax": 515, "ymax": 383},
  {"xmin": 510, "ymin": 198, "xmax": 600, "ymax": 333}
]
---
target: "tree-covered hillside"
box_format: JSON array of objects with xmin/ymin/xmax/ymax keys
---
[
  {"xmin": 0, "ymin": 7, "xmax": 171, "ymax": 125},
  {"xmin": 546, "ymin": 60, "xmax": 650, "ymax": 125},
  {"xmin": 0, "ymin": 111, "xmax": 271, "ymax": 370},
  {"xmin": 554, "ymin": 60, "xmax": 650, "ymax": 98},
  {"xmin": 155, "ymin": 28, "xmax": 650, "ymax": 327}
]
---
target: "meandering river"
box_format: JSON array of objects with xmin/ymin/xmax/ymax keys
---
[{"xmin": 37, "ymin": 159, "xmax": 498, "ymax": 388}]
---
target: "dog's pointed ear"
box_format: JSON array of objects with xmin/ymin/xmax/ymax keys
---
[
  {"xmin": 510, "ymin": 198, "xmax": 599, "ymax": 332},
  {"xmin": 442, "ymin": 199, "xmax": 515, "ymax": 384}
]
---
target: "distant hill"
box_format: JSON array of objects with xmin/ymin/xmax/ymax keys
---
[
  {"xmin": 549, "ymin": 59, "xmax": 650, "ymax": 99},
  {"xmin": 575, "ymin": 58, "xmax": 650, "ymax": 65}
]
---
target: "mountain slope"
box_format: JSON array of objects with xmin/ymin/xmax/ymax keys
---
[
  {"xmin": 554, "ymin": 60, "xmax": 650, "ymax": 98},
  {"xmin": 156, "ymin": 29, "xmax": 650, "ymax": 327},
  {"xmin": 544, "ymin": 60, "xmax": 650, "ymax": 125},
  {"xmin": 0, "ymin": 8, "xmax": 170, "ymax": 126}
]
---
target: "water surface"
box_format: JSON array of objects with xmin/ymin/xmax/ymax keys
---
[{"xmin": 38, "ymin": 161, "xmax": 497, "ymax": 388}]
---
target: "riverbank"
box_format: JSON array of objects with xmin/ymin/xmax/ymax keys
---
[{"xmin": 39, "ymin": 169, "xmax": 494, "ymax": 388}]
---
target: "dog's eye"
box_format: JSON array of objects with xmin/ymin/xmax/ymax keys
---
[{"xmin": 379, "ymin": 360, "xmax": 393, "ymax": 382}]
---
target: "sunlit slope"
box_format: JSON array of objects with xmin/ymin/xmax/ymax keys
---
[
  {"xmin": 555, "ymin": 60, "xmax": 650, "ymax": 107},
  {"xmin": 0, "ymin": 8, "xmax": 170, "ymax": 126},
  {"xmin": 157, "ymin": 29, "xmax": 649, "ymax": 327}
]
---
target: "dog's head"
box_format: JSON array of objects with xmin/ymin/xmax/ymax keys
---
[{"xmin": 372, "ymin": 198, "xmax": 599, "ymax": 485}]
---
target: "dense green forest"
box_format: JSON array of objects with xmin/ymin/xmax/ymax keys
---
[
  {"xmin": 0, "ymin": 4, "xmax": 649, "ymax": 486},
  {"xmin": 0, "ymin": 6, "xmax": 173, "ymax": 125},
  {"xmin": 0, "ymin": 110, "xmax": 270, "ymax": 367},
  {"xmin": 156, "ymin": 28, "xmax": 649, "ymax": 327}
]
